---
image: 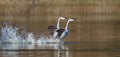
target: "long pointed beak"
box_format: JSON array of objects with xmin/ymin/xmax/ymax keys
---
[{"xmin": 70, "ymin": 18, "xmax": 76, "ymax": 19}]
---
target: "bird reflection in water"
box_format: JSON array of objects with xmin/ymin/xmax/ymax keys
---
[{"xmin": 0, "ymin": 44, "xmax": 69, "ymax": 57}]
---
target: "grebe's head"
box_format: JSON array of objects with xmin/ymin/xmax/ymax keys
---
[
  {"xmin": 59, "ymin": 17, "xmax": 67, "ymax": 20},
  {"xmin": 48, "ymin": 25, "xmax": 56, "ymax": 35},
  {"xmin": 68, "ymin": 18, "xmax": 75, "ymax": 21},
  {"xmin": 48, "ymin": 25, "xmax": 56, "ymax": 31}
]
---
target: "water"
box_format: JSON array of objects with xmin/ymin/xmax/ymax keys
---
[
  {"xmin": 0, "ymin": 22, "xmax": 119, "ymax": 57},
  {"xmin": 0, "ymin": 22, "xmax": 69, "ymax": 57},
  {"xmin": 0, "ymin": 0, "xmax": 120, "ymax": 57},
  {"xmin": 0, "ymin": 21, "xmax": 120, "ymax": 57},
  {"xmin": 0, "ymin": 23, "xmax": 60, "ymax": 44},
  {"xmin": 0, "ymin": 43, "xmax": 120, "ymax": 57}
]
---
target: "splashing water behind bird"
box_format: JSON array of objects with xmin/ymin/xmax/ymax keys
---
[{"xmin": 0, "ymin": 23, "xmax": 60, "ymax": 44}]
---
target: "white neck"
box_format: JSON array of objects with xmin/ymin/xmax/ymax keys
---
[
  {"xmin": 65, "ymin": 20, "xmax": 71, "ymax": 30},
  {"xmin": 57, "ymin": 18, "xmax": 61, "ymax": 29}
]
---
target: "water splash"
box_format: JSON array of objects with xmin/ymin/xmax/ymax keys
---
[
  {"xmin": 0, "ymin": 22, "xmax": 69, "ymax": 57},
  {"xmin": 0, "ymin": 24, "xmax": 22, "ymax": 44},
  {"xmin": 0, "ymin": 23, "xmax": 60, "ymax": 44}
]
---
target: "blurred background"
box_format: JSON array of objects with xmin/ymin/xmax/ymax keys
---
[{"xmin": 0, "ymin": 0, "xmax": 120, "ymax": 42}]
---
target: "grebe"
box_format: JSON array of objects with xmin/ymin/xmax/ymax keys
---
[
  {"xmin": 48, "ymin": 17, "xmax": 66, "ymax": 37},
  {"xmin": 56, "ymin": 18, "xmax": 74, "ymax": 43}
]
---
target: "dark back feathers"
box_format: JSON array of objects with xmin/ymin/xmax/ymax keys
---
[{"xmin": 56, "ymin": 29, "xmax": 65, "ymax": 36}]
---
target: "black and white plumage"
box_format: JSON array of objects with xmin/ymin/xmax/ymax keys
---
[
  {"xmin": 52, "ymin": 17, "xmax": 67, "ymax": 38},
  {"xmin": 55, "ymin": 18, "xmax": 74, "ymax": 43},
  {"xmin": 48, "ymin": 17, "xmax": 66, "ymax": 36}
]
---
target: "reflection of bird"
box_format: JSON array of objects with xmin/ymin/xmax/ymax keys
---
[
  {"xmin": 48, "ymin": 17, "xmax": 66, "ymax": 36},
  {"xmin": 56, "ymin": 18, "xmax": 74, "ymax": 43}
]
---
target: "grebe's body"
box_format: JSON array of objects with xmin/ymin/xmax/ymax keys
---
[{"xmin": 48, "ymin": 17, "xmax": 66, "ymax": 38}]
